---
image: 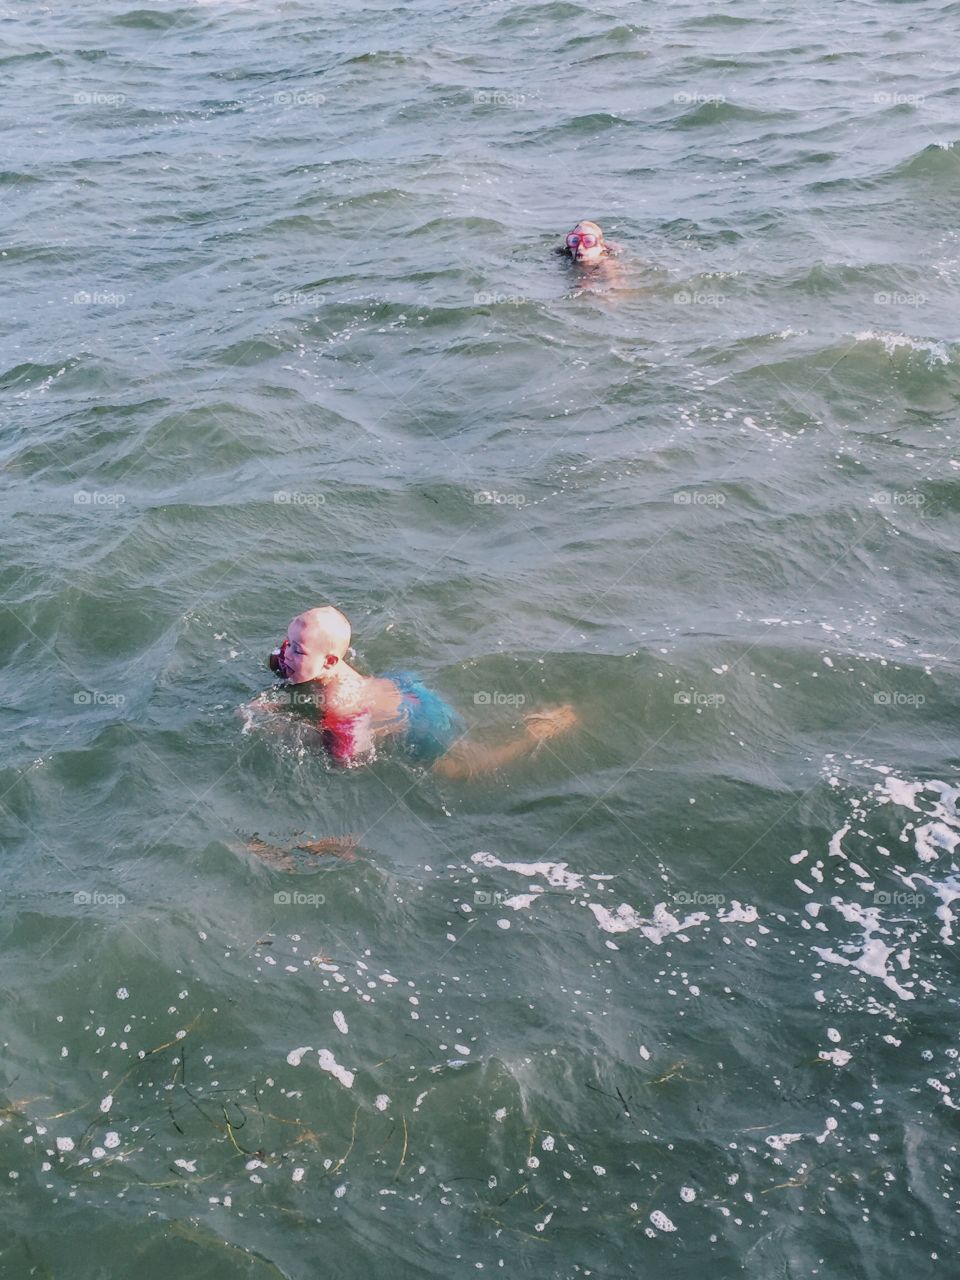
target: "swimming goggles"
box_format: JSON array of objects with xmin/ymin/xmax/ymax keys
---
[{"xmin": 566, "ymin": 232, "xmax": 600, "ymax": 248}]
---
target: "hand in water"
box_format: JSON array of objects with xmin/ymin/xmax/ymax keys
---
[
  {"xmin": 296, "ymin": 835, "xmax": 359, "ymax": 860},
  {"xmin": 524, "ymin": 704, "xmax": 578, "ymax": 742}
]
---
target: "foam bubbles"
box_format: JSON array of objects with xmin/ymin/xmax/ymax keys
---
[{"xmin": 650, "ymin": 1209, "xmax": 676, "ymax": 1232}]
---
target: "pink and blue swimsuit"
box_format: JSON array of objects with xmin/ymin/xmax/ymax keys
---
[{"xmin": 269, "ymin": 645, "xmax": 463, "ymax": 765}]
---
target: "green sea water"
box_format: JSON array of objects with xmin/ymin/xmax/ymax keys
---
[{"xmin": 2, "ymin": 1, "xmax": 960, "ymax": 1276}]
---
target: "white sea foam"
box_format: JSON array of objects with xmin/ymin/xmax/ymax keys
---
[
  {"xmin": 317, "ymin": 1050, "xmax": 354, "ymax": 1089},
  {"xmin": 819, "ymin": 1048, "xmax": 852, "ymax": 1066},
  {"xmin": 641, "ymin": 903, "xmax": 710, "ymax": 944},
  {"xmin": 504, "ymin": 891, "xmax": 543, "ymax": 910},
  {"xmin": 813, "ymin": 898, "xmax": 915, "ymax": 1000},
  {"xmin": 718, "ymin": 901, "xmax": 758, "ymax": 923},
  {"xmin": 587, "ymin": 900, "xmax": 711, "ymax": 942},
  {"xmin": 588, "ymin": 902, "xmax": 643, "ymax": 934},
  {"xmin": 809, "ymin": 767, "xmax": 960, "ymax": 1009},
  {"xmin": 914, "ymin": 821, "xmax": 960, "ymax": 863},
  {"xmin": 766, "ymin": 1132, "xmax": 803, "ymax": 1151},
  {"xmin": 901, "ymin": 872, "xmax": 960, "ymax": 945},
  {"xmin": 471, "ymin": 851, "xmax": 583, "ymax": 890},
  {"xmin": 880, "ymin": 776, "xmax": 923, "ymax": 811},
  {"xmin": 649, "ymin": 1209, "xmax": 676, "ymax": 1232},
  {"xmin": 828, "ymin": 824, "xmax": 850, "ymax": 859},
  {"xmin": 816, "ymin": 1117, "xmax": 839, "ymax": 1144},
  {"xmin": 853, "ymin": 330, "xmax": 951, "ymax": 366},
  {"xmin": 471, "ymin": 850, "xmax": 755, "ymax": 942}
]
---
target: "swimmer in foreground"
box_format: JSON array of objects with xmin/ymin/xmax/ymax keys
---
[{"xmin": 267, "ymin": 606, "xmax": 577, "ymax": 778}]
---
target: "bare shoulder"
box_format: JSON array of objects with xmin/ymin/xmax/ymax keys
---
[{"xmin": 369, "ymin": 676, "xmax": 405, "ymax": 718}]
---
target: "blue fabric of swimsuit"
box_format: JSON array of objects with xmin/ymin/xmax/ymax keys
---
[{"xmin": 383, "ymin": 670, "xmax": 465, "ymax": 764}]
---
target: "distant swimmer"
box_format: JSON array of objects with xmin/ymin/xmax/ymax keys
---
[
  {"xmin": 556, "ymin": 220, "xmax": 624, "ymax": 297},
  {"xmin": 556, "ymin": 219, "xmax": 616, "ymax": 264},
  {"xmin": 264, "ymin": 606, "xmax": 577, "ymax": 778}
]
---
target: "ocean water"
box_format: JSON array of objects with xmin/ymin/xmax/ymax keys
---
[{"xmin": 2, "ymin": 0, "xmax": 960, "ymax": 1275}]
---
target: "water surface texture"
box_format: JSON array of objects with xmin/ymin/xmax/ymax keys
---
[{"xmin": 2, "ymin": 0, "xmax": 960, "ymax": 1276}]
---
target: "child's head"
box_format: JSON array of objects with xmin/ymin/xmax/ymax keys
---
[
  {"xmin": 270, "ymin": 606, "xmax": 351, "ymax": 683},
  {"xmin": 564, "ymin": 219, "xmax": 605, "ymax": 263}
]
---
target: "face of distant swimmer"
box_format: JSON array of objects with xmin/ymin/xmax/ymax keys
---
[{"xmin": 565, "ymin": 220, "xmax": 605, "ymax": 264}]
